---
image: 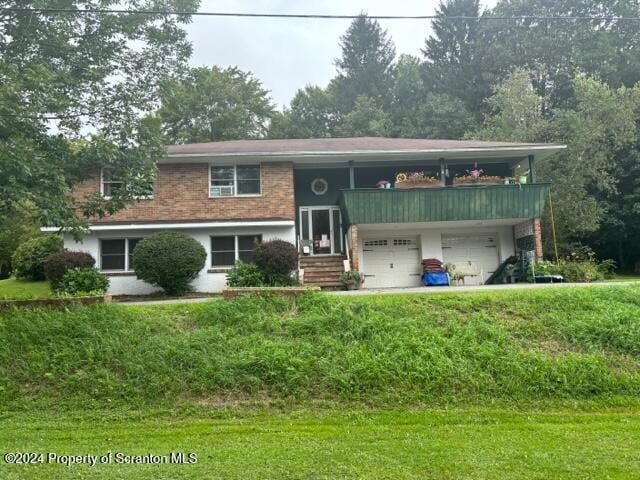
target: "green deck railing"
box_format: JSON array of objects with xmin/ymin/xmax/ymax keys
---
[{"xmin": 339, "ymin": 183, "xmax": 550, "ymax": 225}]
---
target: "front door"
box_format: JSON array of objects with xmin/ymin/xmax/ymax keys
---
[{"xmin": 300, "ymin": 206, "xmax": 342, "ymax": 255}]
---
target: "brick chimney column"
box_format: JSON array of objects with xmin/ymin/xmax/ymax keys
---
[
  {"xmin": 349, "ymin": 225, "xmax": 359, "ymax": 271},
  {"xmin": 533, "ymin": 217, "xmax": 543, "ymax": 260}
]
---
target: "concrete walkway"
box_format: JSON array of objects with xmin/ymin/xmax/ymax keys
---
[{"xmin": 329, "ymin": 281, "xmax": 640, "ymax": 296}]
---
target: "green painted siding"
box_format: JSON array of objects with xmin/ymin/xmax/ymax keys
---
[
  {"xmin": 339, "ymin": 184, "xmax": 550, "ymax": 225},
  {"xmin": 294, "ymin": 168, "xmax": 350, "ymax": 207}
]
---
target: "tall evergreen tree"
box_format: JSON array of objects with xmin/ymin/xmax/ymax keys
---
[
  {"xmin": 390, "ymin": 55, "xmax": 474, "ymax": 139},
  {"xmin": 332, "ymin": 14, "xmax": 396, "ymax": 112},
  {"xmin": 422, "ymin": 0, "xmax": 486, "ymax": 119}
]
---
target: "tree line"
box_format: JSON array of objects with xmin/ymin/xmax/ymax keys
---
[{"xmin": 1, "ymin": 0, "xmax": 639, "ymax": 275}]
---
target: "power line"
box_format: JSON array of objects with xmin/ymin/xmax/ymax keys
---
[{"xmin": 1, "ymin": 8, "xmax": 640, "ymax": 21}]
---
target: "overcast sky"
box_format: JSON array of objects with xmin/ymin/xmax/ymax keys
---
[{"xmin": 187, "ymin": 1, "xmax": 499, "ymax": 109}]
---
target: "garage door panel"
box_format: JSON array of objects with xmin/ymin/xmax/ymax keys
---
[
  {"xmin": 441, "ymin": 233, "xmax": 499, "ymax": 285},
  {"xmin": 363, "ymin": 237, "xmax": 421, "ymax": 288}
]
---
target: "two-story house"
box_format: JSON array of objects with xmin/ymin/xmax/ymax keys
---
[{"xmin": 51, "ymin": 137, "xmax": 565, "ymax": 294}]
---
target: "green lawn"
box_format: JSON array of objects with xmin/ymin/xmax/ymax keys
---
[
  {"xmin": 3, "ymin": 286, "xmax": 640, "ymax": 478},
  {"xmin": 609, "ymin": 273, "xmax": 640, "ymax": 282},
  {"xmin": 1, "ymin": 408, "xmax": 640, "ymax": 479},
  {"xmin": 0, "ymin": 277, "xmax": 53, "ymax": 300}
]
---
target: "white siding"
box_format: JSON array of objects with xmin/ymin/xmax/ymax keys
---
[{"xmin": 63, "ymin": 225, "xmax": 296, "ymax": 295}]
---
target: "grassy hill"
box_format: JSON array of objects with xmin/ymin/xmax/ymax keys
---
[{"xmin": 1, "ymin": 286, "xmax": 640, "ymax": 409}]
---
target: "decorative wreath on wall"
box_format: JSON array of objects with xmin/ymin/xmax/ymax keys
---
[{"xmin": 311, "ymin": 178, "xmax": 329, "ymax": 196}]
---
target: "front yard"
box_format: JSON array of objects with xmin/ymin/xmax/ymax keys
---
[
  {"xmin": 2, "ymin": 286, "xmax": 640, "ymax": 478},
  {"xmin": 2, "ymin": 408, "xmax": 639, "ymax": 479},
  {"xmin": 0, "ymin": 278, "xmax": 53, "ymax": 300}
]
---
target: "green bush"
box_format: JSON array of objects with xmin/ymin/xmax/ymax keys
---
[
  {"xmin": 253, "ymin": 240, "xmax": 298, "ymax": 286},
  {"xmin": 530, "ymin": 258, "xmax": 615, "ymax": 283},
  {"xmin": 132, "ymin": 231, "xmax": 206, "ymax": 295},
  {"xmin": 341, "ymin": 270, "xmax": 363, "ymax": 288},
  {"xmin": 11, "ymin": 235, "xmax": 64, "ymax": 280},
  {"xmin": 58, "ymin": 267, "xmax": 109, "ymax": 296},
  {"xmin": 44, "ymin": 250, "xmax": 95, "ymax": 289},
  {"xmin": 226, "ymin": 262, "xmax": 264, "ymax": 287}
]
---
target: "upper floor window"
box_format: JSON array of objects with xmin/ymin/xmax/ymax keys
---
[
  {"xmin": 101, "ymin": 168, "xmax": 154, "ymax": 199},
  {"xmin": 100, "ymin": 238, "xmax": 142, "ymax": 271},
  {"xmin": 210, "ymin": 164, "xmax": 261, "ymax": 197}
]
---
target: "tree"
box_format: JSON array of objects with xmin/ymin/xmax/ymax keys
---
[
  {"xmin": 545, "ymin": 78, "xmax": 640, "ymax": 261},
  {"xmin": 0, "ymin": 204, "xmax": 40, "ymax": 278},
  {"xmin": 472, "ymin": 69, "xmax": 550, "ymax": 143},
  {"xmin": 390, "ymin": 55, "xmax": 475, "ymax": 139},
  {"xmin": 159, "ymin": 66, "xmax": 275, "ymax": 143},
  {"xmin": 268, "ymin": 86, "xmax": 337, "ymax": 139},
  {"xmin": 472, "ymin": 70, "xmax": 640, "ymax": 258},
  {"xmin": 332, "ymin": 14, "xmax": 396, "ymax": 111},
  {"xmin": 422, "ymin": 0, "xmax": 487, "ymax": 117},
  {"xmin": 480, "ymin": 0, "xmax": 640, "ymax": 109},
  {"xmin": 0, "ymin": 1, "xmax": 198, "ymax": 232},
  {"xmin": 336, "ymin": 96, "xmax": 391, "ymax": 137}
]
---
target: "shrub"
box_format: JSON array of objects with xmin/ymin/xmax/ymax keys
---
[
  {"xmin": 11, "ymin": 235, "xmax": 63, "ymax": 280},
  {"xmin": 132, "ymin": 231, "xmax": 206, "ymax": 295},
  {"xmin": 530, "ymin": 258, "xmax": 615, "ymax": 283},
  {"xmin": 44, "ymin": 250, "xmax": 95, "ymax": 289},
  {"xmin": 253, "ymin": 240, "xmax": 298, "ymax": 286},
  {"xmin": 341, "ymin": 270, "xmax": 363, "ymax": 289},
  {"xmin": 226, "ymin": 262, "xmax": 264, "ymax": 287},
  {"xmin": 59, "ymin": 267, "xmax": 109, "ymax": 296}
]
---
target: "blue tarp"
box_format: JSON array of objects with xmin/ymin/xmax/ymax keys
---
[{"xmin": 422, "ymin": 272, "xmax": 449, "ymax": 287}]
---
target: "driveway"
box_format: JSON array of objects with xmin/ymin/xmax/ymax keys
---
[{"xmin": 330, "ymin": 281, "xmax": 640, "ymax": 296}]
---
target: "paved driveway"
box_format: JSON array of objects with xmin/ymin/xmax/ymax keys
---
[{"xmin": 330, "ymin": 281, "xmax": 640, "ymax": 296}]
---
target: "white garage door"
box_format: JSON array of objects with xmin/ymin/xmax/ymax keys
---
[
  {"xmin": 362, "ymin": 237, "xmax": 422, "ymax": 288},
  {"xmin": 441, "ymin": 234, "xmax": 500, "ymax": 285}
]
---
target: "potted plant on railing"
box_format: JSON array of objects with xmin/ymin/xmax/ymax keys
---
[
  {"xmin": 341, "ymin": 270, "xmax": 364, "ymax": 290},
  {"xmin": 394, "ymin": 172, "xmax": 441, "ymax": 189},
  {"xmin": 453, "ymin": 165, "xmax": 510, "ymax": 186}
]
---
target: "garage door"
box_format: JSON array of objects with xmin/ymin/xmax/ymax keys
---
[
  {"xmin": 441, "ymin": 234, "xmax": 499, "ymax": 285},
  {"xmin": 362, "ymin": 237, "xmax": 422, "ymax": 288}
]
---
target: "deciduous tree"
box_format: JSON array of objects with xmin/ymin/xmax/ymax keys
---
[{"xmin": 159, "ymin": 66, "xmax": 275, "ymax": 143}]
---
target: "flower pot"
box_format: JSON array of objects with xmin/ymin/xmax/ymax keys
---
[
  {"xmin": 395, "ymin": 181, "xmax": 442, "ymax": 189},
  {"xmin": 345, "ymin": 283, "xmax": 357, "ymax": 291}
]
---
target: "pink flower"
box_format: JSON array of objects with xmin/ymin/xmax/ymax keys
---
[{"xmin": 467, "ymin": 168, "xmax": 484, "ymax": 179}]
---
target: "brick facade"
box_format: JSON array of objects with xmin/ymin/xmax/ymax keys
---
[
  {"xmin": 515, "ymin": 218, "xmax": 544, "ymax": 261},
  {"xmin": 73, "ymin": 162, "xmax": 295, "ymax": 223},
  {"xmin": 349, "ymin": 225, "xmax": 359, "ymax": 271},
  {"xmin": 533, "ymin": 217, "xmax": 543, "ymax": 261}
]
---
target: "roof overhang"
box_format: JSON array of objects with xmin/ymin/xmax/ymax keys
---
[
  {"xmin": 42, "ymin": 219, "xmax": 295, "ymax": 233},
  {"xmin": 162, "ymin": 145, "xmax": 566, "ymax": 165}
]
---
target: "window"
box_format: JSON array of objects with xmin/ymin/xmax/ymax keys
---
[
  {"xmin": 100, "ymin": 238, "xmax": 142, "ymax": 271},
  {"xmin": 311, "ymin": 178, "xmax": 328, "ymax": 196},
  {"xmin": 210, "ymin": 165, "xmax": 261, "ymax": 197},
  {"xmin": 101, "ymin": 169, "xmax": 125, "ymax": 197},
  {"xmin": 211, "ymin": 235, "xmax": 262, "ymax": 267},
  {"xmin": 101, "ymin": 169, "xmax": 154, "ymax": 199}
]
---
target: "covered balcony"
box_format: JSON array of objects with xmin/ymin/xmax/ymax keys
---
[{"xmin": 339, "ymin": 183, "xmax": 550, "ymax": 226}]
